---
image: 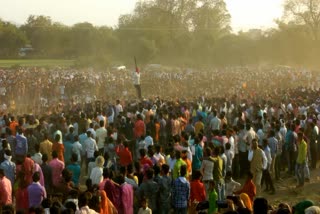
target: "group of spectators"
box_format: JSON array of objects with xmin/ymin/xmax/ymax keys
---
[
  {"xmin": 0, "ymin": 65, "xmax": 320, "ymax": 214},
  {"xmin": 0, "ymin": 65, "xmax": 318, "ymax": 114}
]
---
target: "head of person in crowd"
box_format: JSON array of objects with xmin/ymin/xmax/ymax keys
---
[
  {"xmin": 52, "ymin": 150, "xmax": 58, "ymax": 159},
  {"xmin": 251, "ymin": 139, "xmax": 258, "ymax": 150},
  {"xmin": 293, "ymin": 200, "xmax": 314, "ymax": 214},
  {"xmin": 246, "ymin": 171, "xmax": 254, "ymax": 182},
  {"xmin": 253, "ymin": 197, "xmax": 269, "ymax": 214},
  {"xmin": 55, "ymin": 134, "xmax": 61, "ymax": 143},
  {"xmin": 305, "ymin": 206, "xmax": 320, "ymax": 214},
  {"xmin": 95, "ymin": 156, "xmax": 105, "ymax": 168},
  {"xmin": 180, "ymin": 164, "xmax": 187, "ymax": 177},
  {"xmin": 32, "ymin": 171, "xmax": 41, "ymax": 183},
  {"xmin": 175, "ymin": 150, "xmax": 181, "ymax": 160},
  {"xmin": 139, "ymin": 149, "xmax": 147, "ymax": 159},
  {"xmin": 42, "ymin": 153, "xmax": 48, "ymax": 163}
]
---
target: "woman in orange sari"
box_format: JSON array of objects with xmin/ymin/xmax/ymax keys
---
[
  {"xmin": 52, "ymin": 134, "xmax": 65, "ymax": 162},
  {"xmin": 100, "ymin": 190, "xmax": 118, "ymax": 214}
]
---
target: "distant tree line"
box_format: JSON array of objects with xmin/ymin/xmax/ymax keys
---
[{"xmin": 0, "ymin": 0, "xmax": 320, "ymax": 68}]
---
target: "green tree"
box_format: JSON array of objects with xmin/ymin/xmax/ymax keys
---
[
  {"xmin": 0, "ymin": 20, "xmax": 27, "ymax": 57},
  {"xmin": 284, "ymin": 0, "xmax": 320, "ymax": 41}
]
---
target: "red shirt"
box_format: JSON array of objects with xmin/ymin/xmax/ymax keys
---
[
  {"xmin": 235, "ymin": 179, "xmax": 256, "ymax": 203},
  {"xmin": 134, "ymin": 120, "xmax": 145, "ymax": 139},
  {"xmin": 117, "ymin": 147, "xmax": 133, "ymax": 166},
  {"xmin": 140, "ymin": 156, "xmax": 153, "ymax": 168},
  {"xmin": 190, "ymin": 180, "xmax": 206, "ymax": 202}
]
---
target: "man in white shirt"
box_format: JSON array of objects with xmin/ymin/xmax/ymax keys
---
[
  {"xmin": 95, "ymin": 120, "xmax": 107, "ymax": 155},
  {"xmin": 72, "ymin": 135, "xmax": 83, "ymax": 164},
  {"xmin": 115, "ymin": 99, "xmax": 123, "ymax": 118},
  {"xmin": 225, "ymin": 171, "xmax": 241, "ymax": 197},
  {"xmin": 261, "ymin": 139, "xmax": 275, "ymax": 194},
  {"xmin": 210, "ymin": 110, "xmax": 221, "ymax": 131},
  {"xmin": 87, "ymin": 123, "xmax": 96, "ymax": 140},
  {"xmin": 133, "ymin": 69, "xmax": 141, "ymax": 99},
  {"xmin": 84, "ymin": 131, "xmax": 98, "ymax": 172}
]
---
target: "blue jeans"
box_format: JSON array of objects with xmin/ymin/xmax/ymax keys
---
[
  {"xmin": 215, "ymin": 180, "xmax": 225, "ymax": 201},
  {"xmin": 296, "ymin": 162, "xmax": 305, "ymax": 186}
]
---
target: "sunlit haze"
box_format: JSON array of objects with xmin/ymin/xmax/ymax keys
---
[{"xmin": 0, "ymin": 0, "xmax": 284, "ymax": 31}]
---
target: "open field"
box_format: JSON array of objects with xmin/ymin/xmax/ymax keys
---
[{"xmin": 0, "ymin": 59, "xmax": 75, "ymax": 67}]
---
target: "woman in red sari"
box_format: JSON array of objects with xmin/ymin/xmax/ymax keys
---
[{"xmin": 14, "ymin": 170, "xmax": 29, "ymax": 212}]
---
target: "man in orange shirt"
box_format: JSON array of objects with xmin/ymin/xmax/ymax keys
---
[
  {"xmin": 0, "ymin": 168, "xmax": 12, "ymax": 206},
  {"xmin": 9, "ymin": 116, "xmax": 19, "ymax": 136},
  {"xmin": 190, "ymin": 170, "xmax": 206, "ymax": 203},
  {"xmin": 116, "ymin": 141, "xmax": 133, "ymax": 167}
]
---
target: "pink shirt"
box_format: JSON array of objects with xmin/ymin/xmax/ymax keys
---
[
  {"xmin": 0, "ymin": 176, "xmax": 12, "ymax": 205},
  {"xmin": 34, "ymin": 163, "xmax": 45, "ymax": 187},
  {"xmin": 49, "ymin": 158, "xmax": 65, "ymax": 187}
]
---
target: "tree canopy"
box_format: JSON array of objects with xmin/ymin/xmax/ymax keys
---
[{"xmin": 0, "ymin": 0, "xmax": 319, "ymax": 68}]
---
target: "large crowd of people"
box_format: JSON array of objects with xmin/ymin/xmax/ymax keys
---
[{"xmin": 0, "ymin": 65, "xmax": 320, "ymax": 214}]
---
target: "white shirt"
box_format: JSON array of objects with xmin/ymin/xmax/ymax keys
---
[
  {"xmin": 228, "ymin": 136, "xmax": 235, "ymax": 153},
  {"xmin": 225, "ymin": 179, "xmax": 241, "ymax": 196},
  {"xmin": 138, "ymin": 207, "xmax": 152, "ymax": 214},
  {"xmin": 264, "ymin": 146, "xmax": 272, "ymax": 165},
  {"xmin": 115, "ymin": 104, "xmax": 123, "ymax": 116},
  {"xmin": 87, "ymin": 128, "xmax": 96, "ymax": 140},
  {"xmin": 90, "ymin": 167, "xmax": 103, "ymax": 185},
  {"xmin": 84, "ymin": 137, "xmax": 98, "ymax": 158},
  {"xmin": 167, "ymin": 156, "xmax": 176, "ymax": 172},
  {"xmin": 225, "ymin": 150, "xmax": 234, "ymax": 172},
  {"xmin": 144, "ymin": 136, "xmax": 153, "ymax": 150},
  {"xmin": 133, "ymin": 72, "xmax": 140, "ymax": 85},
  {"xmin": 153, "ymin": 153, "xmax": 165, "ymax": 164},
  {"xmin": 200, "ymin": 159, "xmax": 214, "ymax": 181},
  {"xmin": 96, "ymin": 127, "xmax": 107, "ymax": 149},
  {"xmin": 72, "ymin": 141, "xmax": 83, "ymax": 163},
  {"xmin": 210, "ymin": 116, "xmax": 221, "ymax": 130},
  {"xmin": 76, "ymin": 206, "xmax": 99, "ymax": 214}
]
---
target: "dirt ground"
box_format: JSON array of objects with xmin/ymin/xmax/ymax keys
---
[{"xmin": 258, "ymin": 169, "xmax": 320, "ymax": 208}]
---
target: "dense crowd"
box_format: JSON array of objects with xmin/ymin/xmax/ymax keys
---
[
  {"xmin": 0, "ymin": 66, "xmax": 320, "ymax": 214},
  {"xmin": 0, "ymin": 65, "xmax": 319, "ymax": 114}
]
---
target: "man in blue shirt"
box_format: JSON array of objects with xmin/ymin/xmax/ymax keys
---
[
  {"xmin": 66, "ymin": 153, "xmax": 81, "ymax": 187},
  {"xmin": 172, "ymin": 165, "xmax": 190, "ymax": 214},
  {"xmin": 15, "ymin": 128, "xmax": 28, "ymax": 162},
  {"xmin": 192, "ymin": 137, "xmax": 203, "ymax": 171}
]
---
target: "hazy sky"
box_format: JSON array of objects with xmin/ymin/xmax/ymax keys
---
[{"xmin": 0, "ymin": 0, "xmax": 284, "ymax": 31}]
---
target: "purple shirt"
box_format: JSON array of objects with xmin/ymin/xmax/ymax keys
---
[{"xmin": 27, "ymin": 182, "xmax": 47, "ymax": 208}]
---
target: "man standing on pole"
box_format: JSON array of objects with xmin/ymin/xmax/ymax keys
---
[{"xmin": 133, "ymin": 57, "xmax": 142, "ymax": 99}]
